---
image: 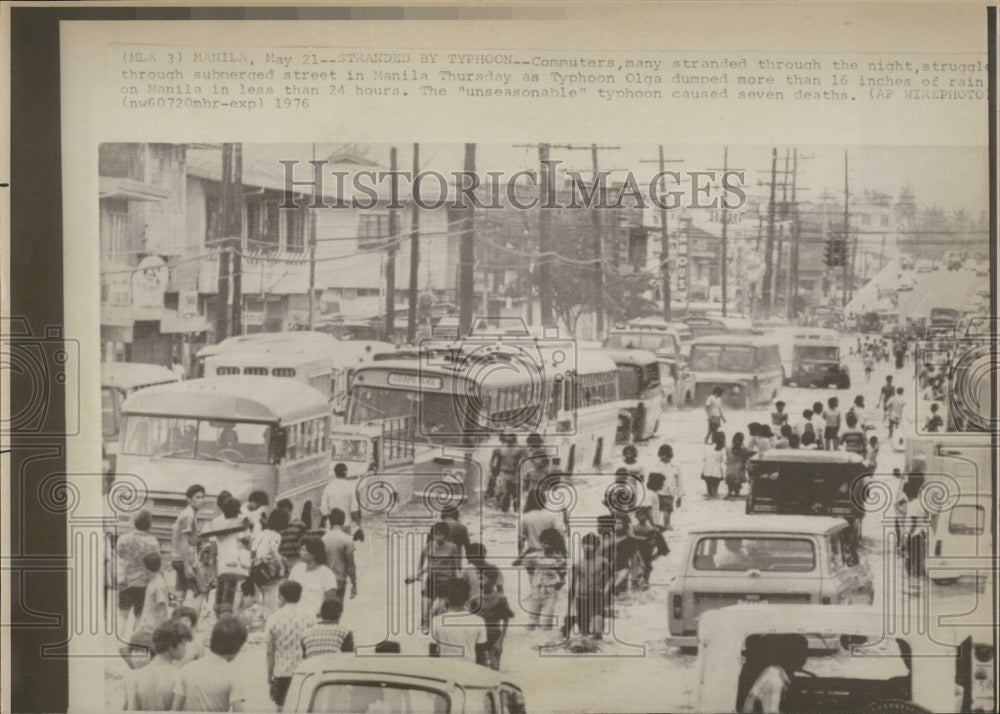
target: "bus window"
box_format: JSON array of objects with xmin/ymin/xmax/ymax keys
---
[
  {"xmin": 199, "ymin": 421, "xmax": 272, "ymax": 463},
  {"xmin": 287, "ymin": 423, "xmax": 299, "ymax": 460}
]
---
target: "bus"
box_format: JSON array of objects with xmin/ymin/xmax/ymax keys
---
[
  {"xmin": 688, "ymin": 334, "xmax": 783, "ymax": 408},
  {"xmin": 333, "ymin": 349, "xmax": 622, "ymax": 501},
  {"xmin": 102, "ymin": 362, "xmax": 180, "ymax": 478},
  {"xmin": 203, "ymin": 342, "xmax": 335, "ymax": 397},
  {"xmin": 593, "ymin": 348, "xmax": 664, "ymax": 443},
  {"xmin": 780, "ymin": 328, "xmax": 850, "ymax": 389},
  {"xmin": 195, "ymin": 330, "xmax": 339, "ymax": 376},
  {"xmin": 603, "ymin": 320, "xmax": 695, "ymax": 406},
  {"xmin": 202, "ymin": 334, "xmax": 398, "ymax": 417},
  {"xmin": 114, "ymin": 377, "xmax": 332, "ymax": 545}
]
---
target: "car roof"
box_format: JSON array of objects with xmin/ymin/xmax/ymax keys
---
[
  {"xmin": 750, "ymin": 450, "xmax": 865, "ymax": 465},
  {"xmin": 588, "ymin": 347, "xmax": 659, "ymax": 366},
  {"xmin": 687, "ymin": 514, "xmax": 846, "ymax": 535},
  {"xmin": 121, "ymin": 376, "xmax": 330, "ymax": 423},
  {"xmin": 788, "ymin": 327, "xmax": 840, "ymax": 339},
  {"xmin": 293, "ymin": 654, "xmax": 514, "ymax": 687},
  {"xmin": 690, "ymin": 334, "xmax": 778, "ymax": 347},
  {"xmin": 101, "ymin": 362, "xmax": 180, "ymax": 390},
  {"xmin": 698, "ymin": 604, "xmax": 960, "ymax": 646}
]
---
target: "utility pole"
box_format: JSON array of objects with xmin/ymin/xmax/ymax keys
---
[
  {"xmin": 458, "ymin": 143, "xmax": 477, "ymax": 336},
  {"xmin": 230, "ymin": 144, "xmax": 243, "ymax": 336},
  {"xmin": 721, "ymin": 158, "xmax": 729, "ymax": 317},
  {"xmin": 774, "ymin": 224, "xmax": 784, "ymax": 311},
  {"xmin": 308, "ymin": 143, "xmax": 317, "ymax": 330},
  {"xmin": 842, "ymin": 150, "xmax": 850, "ymax": 309},
  {"xmin": 640, "ymin": 147, "xmax": 684, "ymax": 321},
  {"xmin": 776, "ymin": 150, "xmax": 789, "ymax": 312},
  {"xmin": 705, "ymin": 147, "xmax": 746, "ymax": 317},
  {"xmin": 788, "ymin": 150, "xmax": 800, "ymax": 320},
  {"xmin": 537, "ymin": 143, "xmax": 554, "ymax": 325},
  {"xmin": 880, "ymin": 233, "xmax": 886, "ymax": 272},
  {"xmin": 385, "ymin": 146, "xmax": 398, "ymax": 339},
  {"xmin": 761, "ymin": 148, "xmax": 778, "ymax": 313},
  {"xmin": 216, "ymin": 143, "xmax": 232, "ymax": 341},
  {"xmin": 407, "ymin": 143, "xmax": 420, "ymax": 344},
  {"xmin": 551, "ymin": 143, "xmax": 621, "ymax": 337}
]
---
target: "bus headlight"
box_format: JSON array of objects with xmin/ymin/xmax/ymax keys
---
[{"xmin": 732, "ymin": 385, "xmax": 741, "ymax": 393}]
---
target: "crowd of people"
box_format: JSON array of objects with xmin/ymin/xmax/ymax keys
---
[
  {"xmin": 698, "ymin": 392, "xmax": 885, "ymax": 499},
  {"xmin": 109, "ymin": 325, "xmax": 949, "ymax": 711}
]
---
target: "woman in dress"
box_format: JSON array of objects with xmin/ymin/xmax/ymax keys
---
[
  {"xmin": 725, "ymin": 432, "xmax": 755, "ymax": 498},
  {"xmin": 701, "ymin": 430, "xmax": 727, "ymax": 498}
]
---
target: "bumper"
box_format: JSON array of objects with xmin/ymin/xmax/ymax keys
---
[{"xmin": 664, "ymin": 634, "xmax": 698, "ymax": 649}]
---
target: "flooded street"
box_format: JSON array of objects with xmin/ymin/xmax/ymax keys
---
[{"xmin": 102, "ymin": 336, "xmax": 990, "ymax": 712}]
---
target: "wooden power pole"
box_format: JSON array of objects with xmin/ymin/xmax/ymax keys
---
[
  {"xmin": 407, "ymin": 143, "xmax": 420, "ymax": 344},
  {"xmin": 458, "ymin": 143, "xmax": 477, "ymax": 336}
]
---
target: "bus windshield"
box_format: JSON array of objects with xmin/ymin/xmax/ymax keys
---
[
  {"xmin": 121, "ymin": 415, "xmax": 274, "ymax": 464},
  {"xmin": 794, "ymin": 345, "xmax": 839, "ymax": 361},
  {"xmin": 347, "ymin": 385, "xmax": 470, "ymax": 443},
  {"xmin": 689, "ymin": 345, "xmax": 756, "ymax": 372},
  {"xmin": 605, "ymin": 332, "xmax": 678, "ymax": 355}
]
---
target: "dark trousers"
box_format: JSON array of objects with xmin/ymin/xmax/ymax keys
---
[
  {"xmin": 215, "ymin": 573, "xmax": 242, "ymax": 615},
  {"xmin": 270, "ymin": 676, "xmax": 292, "ymax": 709},
  {"xmin": 702, "ymin": 476, "xmax": 722, "ymax": 497}
]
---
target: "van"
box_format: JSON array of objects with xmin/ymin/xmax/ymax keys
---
[
  {"xmin": 604, "ymin": 320, "xmax": 696, "ymax": 406},
  {"xmin": 928, "ymin": 493, "xmax": 992, "ymax": 586},
  {"xmin": 665, "ymin": 516, "xmax": 873, "ymax": 648},
  {"xmin": 688, "ymin": 334, "xmax": 783, "ymax": 408}
]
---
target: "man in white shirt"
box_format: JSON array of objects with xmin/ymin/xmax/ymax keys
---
[
  {"xmin": 430, "ymin": 578, "xmax": 486, "ymax": 664},
  {"xmin": 704, "ymin": 387, "xmax": 726, "ymax": 444},
  {"xmin": 320, "ymin": 462, "xmax": 362, "ymax": 533}
]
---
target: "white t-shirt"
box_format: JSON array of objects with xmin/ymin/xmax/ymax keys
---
[
  {"xmin": 320, "ymin": 477, "xmax": 360, "ymax": 520},
  {"xmin": 431, "ymin": 611, "xmax": 486, "ymax": 663},
  {"xmin": 215, "ymin": 527, "xmax": 250, "ymax": 577},
  {"xmin": 289, "ymin": 562, "xmax": 339, "ymax": 617},
  {"xmin": 705, "ymin": 395, "xmax": 723, "ymax": 419}
]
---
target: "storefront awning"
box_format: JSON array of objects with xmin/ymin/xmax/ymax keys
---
[
  {"xmin": 160, "ymin": 314, "xmax": 212, "ymax": 334},
  {"xmin": 99, "ymin": 176, "xmax": 171, "ymax": 202}
]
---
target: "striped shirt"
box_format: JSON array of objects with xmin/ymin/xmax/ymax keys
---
[{"xmin": 301, "ymin": 622, "xmax": 353, "ymax": 658}]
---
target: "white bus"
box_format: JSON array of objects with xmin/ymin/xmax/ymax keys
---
[
  {"xmin": 592, "ymin": 348, "xmax": 665, "ymax": 443},
  {"xmin": 102, "ymin": 362, "xmax": 180, "ymax": 478},
  {"xmin": 202, "ymin": 334, "xmax": 397, "ymax": 416},
  {"xmin": 332, "ymin": 350, "xmax": 622, "ymax": 501},
  {"xmin": 115, "ymin": 377, "xmax": 332, "ymax": 544}
]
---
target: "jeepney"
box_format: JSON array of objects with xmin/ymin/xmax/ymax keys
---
[
  {"xmin": 694, "ymin": 605, "xmax": 994, "ymax": 713},
  {"xmin": 746, "ymin": 450, "xmax": 869, "ymax": 540}
]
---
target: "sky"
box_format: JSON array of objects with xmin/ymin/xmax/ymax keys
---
[{"xmin": 251, "ymin": 143, "xmax": 988, "ymax": 215}]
